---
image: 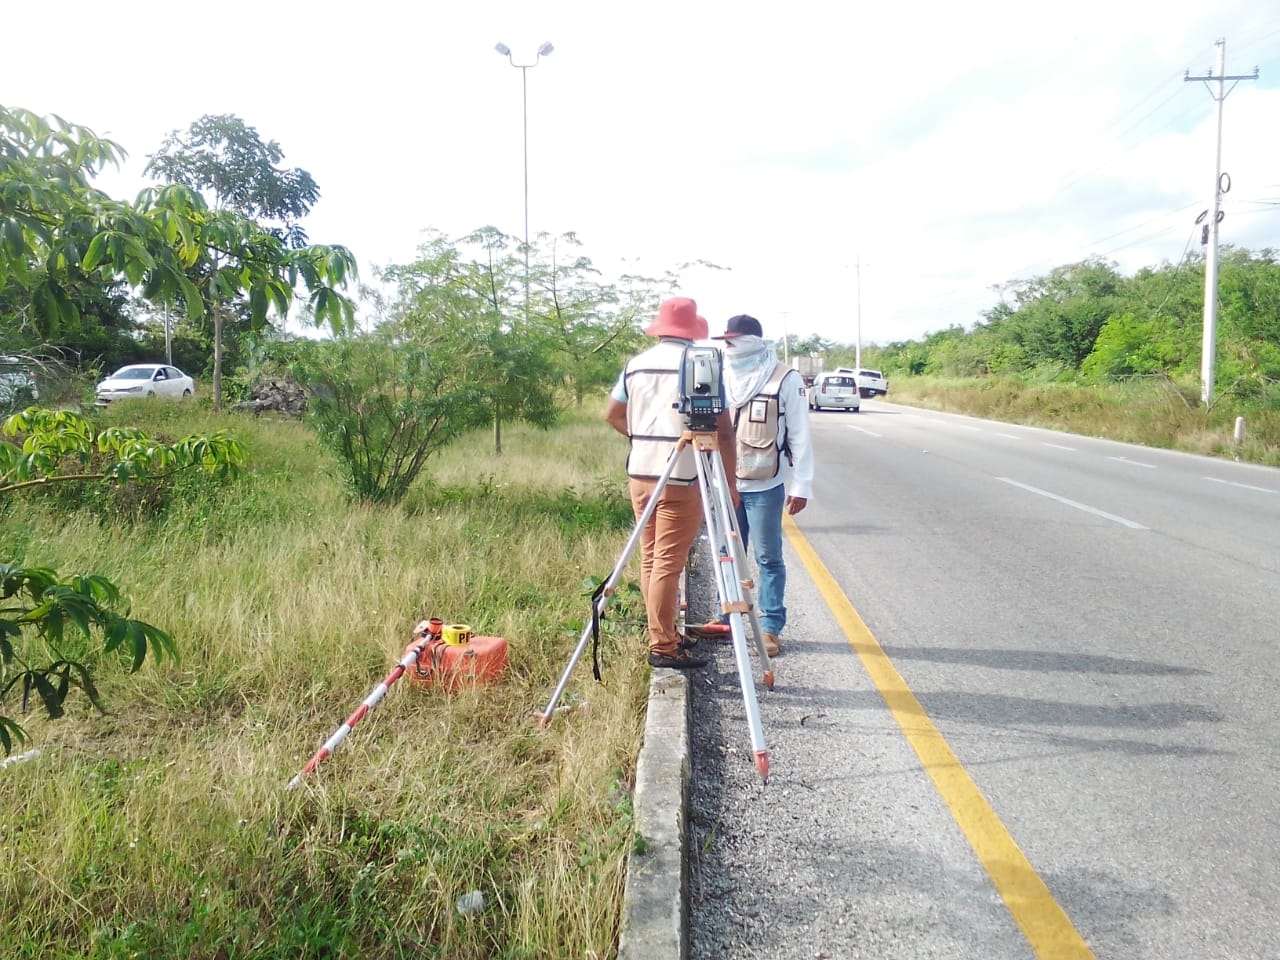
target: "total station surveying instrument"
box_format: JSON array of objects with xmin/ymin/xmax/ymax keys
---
[{"xmin": 536, "ymin": 344, "xmax": 775, "ymax": 780}]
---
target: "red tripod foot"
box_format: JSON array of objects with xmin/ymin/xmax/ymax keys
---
[{"xmin": 754, "ymin": 750, "xmax": 770, "ymax": 780}]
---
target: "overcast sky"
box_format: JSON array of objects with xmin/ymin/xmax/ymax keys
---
[{"xmin": 7, "ymin": 0, "xmax": 1280, "ymax": 346}]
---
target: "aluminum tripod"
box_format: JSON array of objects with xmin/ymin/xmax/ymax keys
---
[{"xmin": 535, "ymin": 429, "xmax": 774, "ymax": 780}]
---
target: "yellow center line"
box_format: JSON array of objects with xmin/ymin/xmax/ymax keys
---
[{"xmin": 784, "ymin": 515, "xmax": 1096, "ymax": 959}]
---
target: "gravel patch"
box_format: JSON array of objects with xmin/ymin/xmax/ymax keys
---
[{"xmin": 683, "ymin": 534, "xmax": 1022, "ymax": 959}]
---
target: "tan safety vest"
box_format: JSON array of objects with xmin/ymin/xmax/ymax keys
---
[
  {"xmin": 731, "ymin": 363, "xmax": 791, "ymax": 481},
  {"xmin": 624, "ymin": 340, "xmax": 698, "ymax": 484}
]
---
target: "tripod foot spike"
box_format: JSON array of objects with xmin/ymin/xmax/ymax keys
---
[
  {"xmin": 763, "ymin": 669, "xmax": 775, "ymax": 690},
  {"xmin": 533, "ymin": 712, "xmax": 550, "ymax": 729},
  {"xmin": 754, "ymin": 750, "xmax": 770, "ymax": 780}
]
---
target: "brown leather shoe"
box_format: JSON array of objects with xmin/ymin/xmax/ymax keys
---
[{"xmin": 762, "ymin": 632, "xmax": 780, "ymax": 657}]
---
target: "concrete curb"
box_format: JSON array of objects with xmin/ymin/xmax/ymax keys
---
[{"xmin": 616, "ymin": 668, "xmax": 691, "ymax": 960}]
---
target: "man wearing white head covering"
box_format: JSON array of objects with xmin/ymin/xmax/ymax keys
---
[{"xmin": 711, "ymin": 314, "xmax": 813, "ymax": 657}]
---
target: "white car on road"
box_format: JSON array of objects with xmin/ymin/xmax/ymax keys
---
[
  {"xmin": 95, "ymin": 364, "xmax": 196, "ymax": 405},
  {"xmin": 808, "ymin": 372, "xmax": 861, "ymax": 411}
]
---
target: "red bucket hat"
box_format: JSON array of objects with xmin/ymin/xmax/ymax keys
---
[{"xmin": 645, "ymin": 297, "xmax": 708, "ymax": 340}]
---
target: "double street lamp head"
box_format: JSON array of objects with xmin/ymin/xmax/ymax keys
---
[{"xmin": 493, "ymin": 41, "xmax": 554, "ymax": 65}]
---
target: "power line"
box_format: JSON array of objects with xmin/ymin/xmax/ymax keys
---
[
  {"xmin": 1035, "ymin": 86, "xmax": 1195, "ymax": 204},
  {"xmin": 1089, "ymin": 201, "xmax": 1203, "ymax": 250}
]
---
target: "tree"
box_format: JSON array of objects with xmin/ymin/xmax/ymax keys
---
[
  {"xmin": 0, "ymin": 106, "xmax": 203, "ymax": 347},
  {"xmin": 1, "ymin": 106, "xmax": 358, "ymax": 406},
  {"xmin": 380, "ymin": 228, "xmax": 560, "ymax": 455},
  {"xmin": 786, "ymin": 333, "xmax": 835, "ymax": 359},
  {"xmin": 985, "ymin": 258, "xmax": 1124, "ymax": 372},
  {"xmin": 143, "ymin": 114, "xmax": 354, "ymax": 409},
  {"xmin": 145, "ymin": 114, "xmax": 318, "ymax": 248},
  {"xmin": 537, "ymin": 232, "xmax": 649, "ymax": 405},
  {"xmin": 0, "ymin": 407, "xmax": 246, "ymax": 497},
  {"xmin": 1214, "ymin": 248, "xmax": 1280, "ymax": 385}
]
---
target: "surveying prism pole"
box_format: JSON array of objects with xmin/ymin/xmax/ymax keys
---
[{"xmin": 286, "ymin": 634, "xmax": 431, "ymax": 789}]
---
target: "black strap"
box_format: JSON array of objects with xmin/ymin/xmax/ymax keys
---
[{"xmin": 590, "ymin": 578, "xmax": 608, "ymax": 681}]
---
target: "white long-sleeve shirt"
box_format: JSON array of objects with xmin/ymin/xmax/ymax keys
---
[{"xmin": 736, "ymin": 367, "xmax": 813, "ymax": 500}]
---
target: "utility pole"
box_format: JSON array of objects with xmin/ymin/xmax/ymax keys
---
[
  {"xmin": 1185, "ymin": 39, "xmax": 1258, "ymax": 406},
  {"xmin": 854, "ymin": 256, "xmax": 863, "ymax": 371},
  {"xmin": 163, "ymin": 301, "xmax": 172, "ymax": 365},
  {"xmin": 780, "ymin": 311, "xmax": 791, "ymax": 364}
]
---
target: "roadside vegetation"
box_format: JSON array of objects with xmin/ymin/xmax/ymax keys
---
[
  {"xmin": 5, "ymin": 96, "xmax": 1279, "ymax": 959},
  {"xmin": 1, "ymin": 399, "xmax": 648, "ymax": 959},
  {"xmin": 0, "ymin": 102, "xmax": 689, "ymax": 959}
]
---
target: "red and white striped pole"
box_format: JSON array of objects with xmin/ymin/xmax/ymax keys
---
[{"xmin": 286, "ymin": 631, "xmax": 432, "ymax": 790}]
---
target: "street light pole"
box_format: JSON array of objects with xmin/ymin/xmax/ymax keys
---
[{"xmin": 494, "ymin": 40, "xmax": 554, "ymax": 322}]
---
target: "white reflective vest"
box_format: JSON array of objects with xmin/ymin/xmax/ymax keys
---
[
  {"xmin": 623, "ymin": 340, "xmax": 697, "ymax": 484},
  {"xmin": 731, "ymin": 363, "xmax": 791, "ymax": 481}
]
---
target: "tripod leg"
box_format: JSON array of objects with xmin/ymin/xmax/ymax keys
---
[
  {"xmin": 535, "ymin": 441, "xmax": 684, "ymax": 726},
  {"xmin": 701, "ymin": 448, "xmax": 774, "ymax": 687},
  {"xmin": 694, "ymin": 448, "xmax": 770, "ymax": 781}
]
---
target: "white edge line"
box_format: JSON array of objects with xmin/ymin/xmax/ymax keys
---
[
  {"xmin": 996, "ymin": 477, "xmax": 1149, "ymax": 529},
  {"xmin": 1203, "ymin": 476, "xmax": 1276, "ymax": 494},
  {"xmin": 1043, "ymin": 442, "xmax": 1077, "ymax": 451},
  {"xmin": 1107, "ymin": 456, "xmax": 1156, "ymax": 469},
  {"xmin": 996, "ymin": 433, "xmax": 1022, "ymax": 440},
  {"xmin": 850, "ymin": 426, "xmax": 882, "ymax": 437}
]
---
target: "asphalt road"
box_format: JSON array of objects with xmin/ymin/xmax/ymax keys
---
[{"xmin": 687, "ymin": 399, "xmax": 1280, "ymax": 959}]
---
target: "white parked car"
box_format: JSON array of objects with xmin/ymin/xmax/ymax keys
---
[
  {"xmin": 808, "ymin": 372, "xmax": 861, "ymax": 412},
  {"xmin": 95, "ymin": 364, "xmax": 195, "ymax": 406},
  {"xmin": 0, "ymin": 355, "xmax": 39, "ymax": 407}
]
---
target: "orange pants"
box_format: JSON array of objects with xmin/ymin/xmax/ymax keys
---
[{"xmin": 629, "ymin": 478, "xmax": 704, "ymax": 657}]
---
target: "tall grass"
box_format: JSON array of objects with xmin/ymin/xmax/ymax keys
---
[
  {"xmin": 0, "ymin": 400, "xmax": 648, "ymax": 959},
  {"xmin": 885, "ymin": 375, "xmax": 1280, "ymax": 466}
]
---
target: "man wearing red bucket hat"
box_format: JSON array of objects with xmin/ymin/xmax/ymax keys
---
[{"xmin": 605, "ymin": 297, "xmax": 738, "ymax": 669}]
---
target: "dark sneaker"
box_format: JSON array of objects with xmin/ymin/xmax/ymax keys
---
[
  {"xmin": 677, "ymin": 634, "xmax": 698, "ymax": 650},
  {"xmin": 648, "ymin": 648, "xmax": 709, "ymax": 670}
]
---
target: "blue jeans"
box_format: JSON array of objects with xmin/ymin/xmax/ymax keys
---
[{"xmin": 734, "ymin": 483, "xmax": 787, "ymax": 635}]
